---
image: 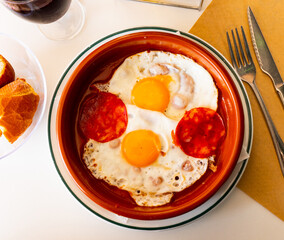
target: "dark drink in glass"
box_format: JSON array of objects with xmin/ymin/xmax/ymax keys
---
[
  {"xmin": 3, "ymin": 0, "xmax": 72, "ymax": 24},
  {"xmin": 1, "ymin": 0, "xmax": 85, "ymax": 40}
]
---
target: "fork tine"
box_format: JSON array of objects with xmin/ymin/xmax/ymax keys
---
[
  {"xmin": 241, "ymin": 26, "xmax": 253, "ymax": 64},
  {"xmin": 231, "ymin": 29, "xmax": 242, "ymax": 68},
  {"xmin": 235, "ymin": 27, "xmax": 248, "ymax": 66},
  {"xmin": 226, "ymin": 32, "xmax": 238, "ymax": 69}
]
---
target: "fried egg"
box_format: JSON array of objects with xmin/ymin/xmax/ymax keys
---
[
  {"xmin": 83, "ymin": 104, "xmax": 211, "ymax": 207},
  {"xmin": 107, "ymin": 51, "xmax": 218, "ymax": 120}
]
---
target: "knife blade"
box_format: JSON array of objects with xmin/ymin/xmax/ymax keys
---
[{"xmin": 247, "ymin": 6, "xmax": 284, "ymax": 107}]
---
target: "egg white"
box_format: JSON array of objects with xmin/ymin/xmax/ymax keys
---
[
  {"xmin": 83, "ymin": 105, "xmax": 210, "ymax": 206},
  {"xmin": 107, "ymin": 51, "xmax": 218, "ymax": 120}
]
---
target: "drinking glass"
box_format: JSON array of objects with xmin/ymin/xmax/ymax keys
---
[{"xmin": 1, "ymin": 0, "xmax": 85, "ymax": 40}]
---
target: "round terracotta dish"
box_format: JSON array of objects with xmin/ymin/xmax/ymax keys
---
[{"xmin": 49, "ymin": 27, "xmax": 252, "ymax": 228}]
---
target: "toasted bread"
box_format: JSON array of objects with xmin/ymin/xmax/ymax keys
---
[
  {"xmin": 0, "ymin": 78, "xmax": 39, "ymax": 143},
  {"xmin": 0, "ymin": 55, "xmax": 15, "ymax": 88}
]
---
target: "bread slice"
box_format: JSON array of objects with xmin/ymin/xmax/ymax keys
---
[
  {"xmin": 0, "ymin": 55, "xmax": 15, "ymax": 88},
  {"xmin": 0, "ymin": 78, "xmax": 39, "ymax": 143}
]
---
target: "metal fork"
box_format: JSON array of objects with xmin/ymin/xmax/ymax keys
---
[{"xmin": 227, "ymin": 27, "xmax": 284, "ymax": 177}]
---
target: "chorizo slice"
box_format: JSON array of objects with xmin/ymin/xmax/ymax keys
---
[
  {"xmin": 174, "ymin": 107, "xmax": 226, "ymax": 158},
  {"xmin": 79, "ymin": 91, "xmax": 128, "ymax": 142}
]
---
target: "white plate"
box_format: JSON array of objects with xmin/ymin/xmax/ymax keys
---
[
  {"xmin": 48, "ymin": 27, "xmax": 253, "ymax": 230},
  {"xmin": 0, "ymin": 33, "xmax": 47, "ymax": 159}
]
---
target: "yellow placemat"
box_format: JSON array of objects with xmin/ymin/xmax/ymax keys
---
[{"xmin": 190, "ymin": 0, "xmax": 284, "ymax": 221}]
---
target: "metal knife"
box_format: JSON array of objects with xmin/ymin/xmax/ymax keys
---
[{"xmin": 247, "ymin": 6, "xmax": 284, "ymax": 107}]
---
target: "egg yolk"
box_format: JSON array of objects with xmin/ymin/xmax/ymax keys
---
[
  {"xmin": 131, "ymin": 75, "xmax": 172, "ymax": 112},
  {"xmin": 121, "ymin": 130, "xmax": 161, "ymax": 167}
]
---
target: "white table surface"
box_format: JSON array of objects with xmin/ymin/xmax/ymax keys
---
[{"xmin": 0, "ymin": 0, "xmax": 283, "ymax": 239}]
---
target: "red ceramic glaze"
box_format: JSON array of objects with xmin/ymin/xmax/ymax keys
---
[{"xmin": 56, "ymin": 31, "xmax": 244, "ymax": 220}]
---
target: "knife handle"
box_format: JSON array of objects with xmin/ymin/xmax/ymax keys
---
[
  {"xmin": 250, "ymin": 82, "xmax": 284, "ymax": 177},
  {"xmin": 276, "ymin": 84, "xmax": 284, "ymax": 107}
]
